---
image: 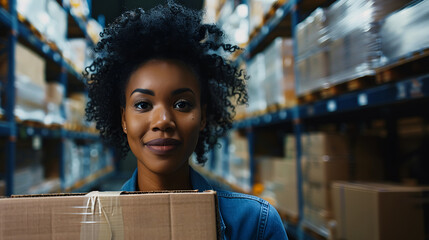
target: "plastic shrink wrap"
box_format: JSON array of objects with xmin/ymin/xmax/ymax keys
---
[
  {"xmin": 246, "ymin": 53, "xmax": 267, "ymax": 113},
  {"xmin": 263, "ymin": 37, "xmax": 296, "ymax": 108},
  {"xmin": 380, "ymin": 0, "xmax": 429, "ymax": 65},
  {"xmin": 296, "ymin": 0, "xmax": 409, "ymax": 95}
]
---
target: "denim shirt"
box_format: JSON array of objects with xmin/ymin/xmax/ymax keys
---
[{"xmin": 121, "ymin": 167, "xmax": 288, "ymax": 240}]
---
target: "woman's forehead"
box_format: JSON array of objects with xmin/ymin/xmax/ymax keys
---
[{"xmin": 125, "ymin": 59, "xmax": 201, "ymax": 94}]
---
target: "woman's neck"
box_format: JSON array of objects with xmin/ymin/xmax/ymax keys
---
[{"xmin": 136, "ymin": 162, "xmax": 192, "ymax": 191}]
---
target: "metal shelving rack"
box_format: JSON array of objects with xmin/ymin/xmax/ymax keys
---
[
  {"xmin": 0, "ymin": 0, "xmax": 113, "ymax": 196},
  {"xmin": 197, "ymin": 0, "xmax": 429, "ymax": 239}
]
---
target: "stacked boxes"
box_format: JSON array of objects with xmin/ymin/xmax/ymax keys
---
[
  {"xmin": 380, "ymin": 0, "xmax": 429, "ymax": 65},
  {"xmin": 14, "ymin": 43, "xmax": 46, "ymax": 123},
  {"xmin": 258, "ymin": 156, "xmax": 299, "ymax": 218},
  {"xmin": 296, "ymin": 0, "xmax": 410, "ymax": 95},
  {"xmin": 332, "ymin": 182, "xmax": 428, "ymax": 240},
  {"xmin": 256, "ymin": 134, "xmax": 298, "ymax": 218},
  {"xmin": 246, "ymin": 37, "xmax": 296, "ymax": 115},
  {"xmin": 301, "ymin": 132, "xmax": 350, "ymax": 230}
]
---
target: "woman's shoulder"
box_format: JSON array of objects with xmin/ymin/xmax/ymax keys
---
[{"xmin": 215, "ymin": 190, "xmax": 288, "ymax": 239}]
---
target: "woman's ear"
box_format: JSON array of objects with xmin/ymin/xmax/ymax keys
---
[
  {"xmin": 200, "ymin": 104, "xmax": 207, "ymax": 131},
  {"xmin": 121, "ymin": 107, "xmax": 128, "ymax": 134}
]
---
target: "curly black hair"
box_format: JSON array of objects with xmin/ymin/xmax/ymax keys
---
[{"xmin": 85, "ymin": 1, "xmax": 248, "ymax": 164}]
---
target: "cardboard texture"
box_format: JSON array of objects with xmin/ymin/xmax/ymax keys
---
[
  {"xmin": 0, "ymin": 191, "xmax": 219, "ymax": 240},
  {"xmin": 332, "ymin": 182, "xmax": 428, "ymax": 240}
]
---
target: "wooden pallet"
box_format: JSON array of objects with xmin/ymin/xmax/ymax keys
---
[
  {"xmin": 298, "ymin": 75, "xmax": 377, "ymax": 104},
  {"xmin": 19, "ymin": 119, "xmax": 46, "ymax": 128},
  {"xmin": 376, "ymin": 48, "xmax": 429, "ymax": 84}
]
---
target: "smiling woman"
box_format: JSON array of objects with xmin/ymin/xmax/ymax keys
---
[
  {"xmin": 122, "ymin": 59, "xmax": 205, "ymax": 190},
  {"xmin": 85, "ymin": 1, "xmax": 287, "ymax": 239}
]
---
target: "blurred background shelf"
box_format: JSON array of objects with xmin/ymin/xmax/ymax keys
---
[{"xmin": 66, "ymin": 165, "xmax": 114, "ymax": 193}]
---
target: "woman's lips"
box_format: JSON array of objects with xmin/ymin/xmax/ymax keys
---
[{"xmin": 144, "ymin": 138, "xmax": 181, "ymax": 155}]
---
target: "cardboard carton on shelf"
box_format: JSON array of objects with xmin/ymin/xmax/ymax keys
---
[
  {"xmin": 332, "ymin": 182, "xmax": 429, "ymax": 240},
  {"xmin": 301, "ymin": 155, "xmax": 349, "ymax": 186},
  {"xmin": 257, "ymin": 157, "xmax": 299, "ymax": 218},
  {"xmin": 0, "ymin": 191, "xmax": 219, "ymax": 239},
  {"xmin": 301, "ymin": 132, "xmax": 350, "ymax": 157}
]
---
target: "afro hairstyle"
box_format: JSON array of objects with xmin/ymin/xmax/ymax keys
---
[{"xmin": 85, "ymin": 1, "xmax": 248, "ymax": 164}]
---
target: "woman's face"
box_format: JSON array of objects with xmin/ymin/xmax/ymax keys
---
[{"xmin": 122, "ymin": 59, "xmax": 206, "ymax": 175}]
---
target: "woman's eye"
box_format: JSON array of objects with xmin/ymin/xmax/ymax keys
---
[
  {"xmin": 135, "ymin": 101, "xmax": 151, "ymax": 111},
  {"xmin": 174, "ymin": 100, "xmax": 193, "ymax": 111}
]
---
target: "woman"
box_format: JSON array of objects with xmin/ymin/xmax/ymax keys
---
[{"xmin": 85, "ymin": 1, "xmax": 288, "ymax": 239}]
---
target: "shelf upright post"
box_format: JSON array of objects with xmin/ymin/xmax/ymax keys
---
[
  {"xmin": 222, "ymin": 135, "xmax": 230, "ymax": 180},
  {"xmin": 246, "ymin": 127, "xmax": 255, "ymax": 191},
  {"xmin": 291, "ymin": 0, "xmax": 305, "ymax": 239},
  {"xmin": 5, "ymin": 0, "xmax": 17, "ymax": 196},
  {"xmin": 59, "ymin": 63, "xmax": 68, "ymax": 191}
]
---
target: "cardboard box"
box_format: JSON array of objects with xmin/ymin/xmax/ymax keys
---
[
  {"xmin": 257, "ymin": 158, "xmax": 299, "ymax": 217},
  {"xmin": 301, "ymin": 156, "xmax": 349, "ymax": 185},
  {"xmin": 0, "ymin": 191, "xmax": 219, "ymax": 239},
  {"xmin": 332, "ymin": 182, "xmax": 428, "ymax": 240},
  {"xmin": 15, "ymin": 43, "xmax": 46, "ymax": 89},
  {"xmin": 275, "ymin": 160, "xmax": 299, "ymax": 217},
  {"xmin": 302, "ymin": 132, "xmax": 350, "ymax": 157}
]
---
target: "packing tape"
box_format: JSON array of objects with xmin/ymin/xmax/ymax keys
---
[{"xmin": 80, "ymin": 191, "xmax": 124, "ymax": 240}]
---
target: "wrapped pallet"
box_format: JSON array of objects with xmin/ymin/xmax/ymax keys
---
[
  {"xmin": 380, "ymin": 0, "xmax": 429, "ymax": 65},
  {"xmin": 263, "ymin": 37, "xmax": 296, "ymax": 108},
  {"xmin": 296, "ymin": 0, "xmax": 409, "ymax": 95},
  {"xmin": 246, "ymin": 53, "xmax": 267, "ymax": 114},
  {"xmin": 325, "ymin": 0, "xmax": 409, "ymax": 86}
]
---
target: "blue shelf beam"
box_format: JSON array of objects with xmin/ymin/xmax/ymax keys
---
[
  {"xmin": 16, "ymin": 125, "xmax": 99, "ymax": 140},
  {"xmin": 233, "ymin": 108, "xmax": 293, "ymax": 129},
  {"xmin": 299, "ymin": 74, "xmax": 429, "ymax": 119}
]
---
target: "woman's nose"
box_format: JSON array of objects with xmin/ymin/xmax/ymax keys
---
[{"xmin": 151, "ymin": 105, "xmax": 176, "ymax": 132}]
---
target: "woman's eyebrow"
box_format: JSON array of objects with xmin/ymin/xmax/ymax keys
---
[
  {"xmin": 131, "ymin": 89, "xmax": 155, "ymax": 97},
  {"xmin": 172, "ymin": 88, "xmax": 194, "ymax": 95}
]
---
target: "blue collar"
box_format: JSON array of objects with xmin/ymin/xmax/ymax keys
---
[{"xmin": 121, "ymin": 166, "xmax": 226, "ymax": 237}]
